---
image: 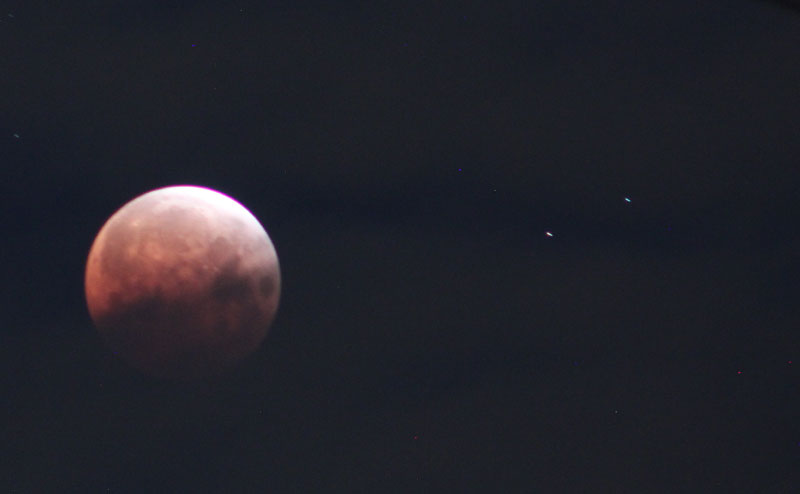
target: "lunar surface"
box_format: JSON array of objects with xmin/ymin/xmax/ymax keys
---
[{"xmin": 85, "ymin": 186, "xmax": 280, "ymax": 380}]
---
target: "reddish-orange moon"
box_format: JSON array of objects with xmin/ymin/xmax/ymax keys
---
[{"xmin": 85, "ymin": 186, "xmax": 280, "ymax": 380}]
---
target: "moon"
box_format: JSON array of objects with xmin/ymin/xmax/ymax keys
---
[{"xmin": 85, "ymin": 185, "xmax": 280, "ymax": 380}]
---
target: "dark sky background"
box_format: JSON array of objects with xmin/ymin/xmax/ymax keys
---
[{"xmin": 3, "ymin": 0, "xmax": 800, "ymax": 491}]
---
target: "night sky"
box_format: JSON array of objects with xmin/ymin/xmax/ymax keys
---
[{"xmin": 3, "ymin": 1, "xmax": 800, "ymax": 491}]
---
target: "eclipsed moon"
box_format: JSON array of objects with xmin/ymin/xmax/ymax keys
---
[{"xmin": 85, "ymin": 185, "xmax": 280, "ymax": 380}]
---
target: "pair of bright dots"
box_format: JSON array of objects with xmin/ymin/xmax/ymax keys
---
[{"xmin": 545, "ymin": 198, "xmax": 630, "ymax": 237}]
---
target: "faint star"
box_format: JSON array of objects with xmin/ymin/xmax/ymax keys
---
[{"xmin": 12, "ymin": 133, "xmax": 19, "ymax": 138}]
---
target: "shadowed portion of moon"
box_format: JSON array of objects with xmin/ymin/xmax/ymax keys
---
[{"xmin": 85, "ymin": 186, "xmax": 280, "ymax": 380}]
